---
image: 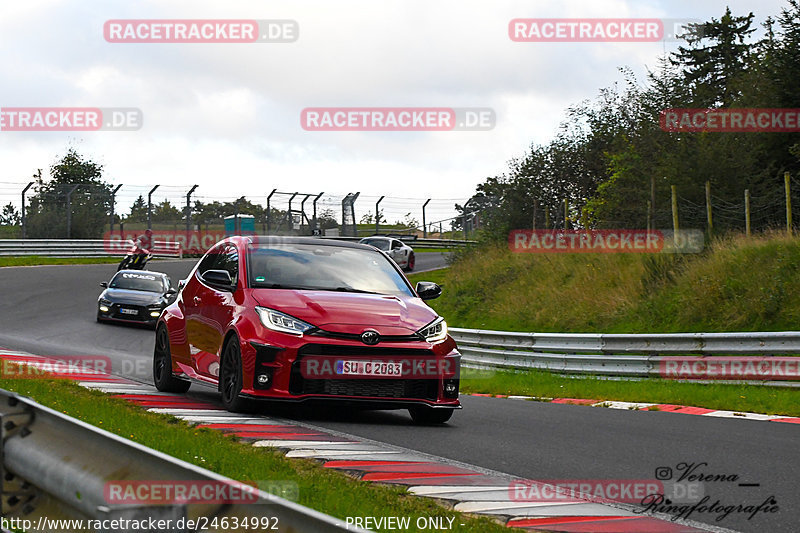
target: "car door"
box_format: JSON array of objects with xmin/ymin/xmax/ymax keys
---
[
  {"xmin": 183, "ymin": 244, "xmax": 225, "ymax": 378},
  {"xmin": 192, "ymin": 243, "xmax": 240, "ymax": 380}
]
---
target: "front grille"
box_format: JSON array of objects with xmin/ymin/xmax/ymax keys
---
[
  {"xmin": 290, "ymin": 344, "xmax": 440, "ymax": 400},
  {"xmin": 294, "ymin": 376, "xmax": 437, "ymax": 400}
]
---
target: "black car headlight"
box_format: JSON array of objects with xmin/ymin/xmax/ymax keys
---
[
  {"xmin": 256, "ymin": 307, "xmax": 315, "ymax": 336},
  {"xmin": 98, "ymin": 298, "xmax": 111, "ymax": 312},
  {"xmin": 147, "ymin": 303, "xmax": 164, "ymax": 318},
  {"xmin": 417, "ymin": 316, "xmax": 447, "ymax": 343}
]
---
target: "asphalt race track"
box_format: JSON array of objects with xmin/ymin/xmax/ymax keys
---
[{"xmin": 0, "ymin": 255, "xmax": 796, "ymax": 532}]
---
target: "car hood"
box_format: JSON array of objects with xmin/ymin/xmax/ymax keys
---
[
  {"xmin": 100, "ymin": 288, "xmax": 164, "ymax": 306},
  {"xmin": 251, "ymin": 289, "xmax": 436, "ymax": 335}
]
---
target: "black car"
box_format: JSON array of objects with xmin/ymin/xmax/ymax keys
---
[{"xmin": 97, "ymin": 270, "xmax": 176, "ymax": 326}]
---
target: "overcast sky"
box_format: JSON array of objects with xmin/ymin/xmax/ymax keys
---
[{"xmin": 0, "ymin": 0, "xmax": 789, "ymax": 222}]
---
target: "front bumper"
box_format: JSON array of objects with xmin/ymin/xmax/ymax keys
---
[
  {"xmin": 98, "ymin": 302, "xmax": 163, "ymax": 324},
  {"xmin": 237, "ymin": 333, "xmax": 461, "ymax": 408}
]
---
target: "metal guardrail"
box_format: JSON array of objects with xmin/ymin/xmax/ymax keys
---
[
  {"xmin": 0, "ymin": 388, "xmax": 366, "ymax": 533},
  {"xmin": 320, "ymin": 236, "xmax": 475, "ymax": 248},
  {"xmin": 0, "ymin": 239, "xmax": 182, "ymax": 258},
  {"xmin": 450, "ymin": 328, "xmax": 800, "ymax": 384}
]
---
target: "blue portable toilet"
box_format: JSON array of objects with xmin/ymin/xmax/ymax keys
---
[{"xmin": 224, "ymin": 214, "xmax": 255, "ymax": 236}]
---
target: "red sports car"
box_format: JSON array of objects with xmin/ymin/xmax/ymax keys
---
[{"xmin": 154, "ymin": 236, "xmax": 460, "ymax": 423}]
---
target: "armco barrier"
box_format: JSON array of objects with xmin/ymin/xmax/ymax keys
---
[
  {"xmin": 450, "ymin": 327, "xmax": 800, "ymax": 385},
  {"xmin": 0, "ymin": 239, "xmax": 182, "ymax": 258},
  {"xmin": 0, "ymin": 388, "xmax": 364, "ymax": 532}
]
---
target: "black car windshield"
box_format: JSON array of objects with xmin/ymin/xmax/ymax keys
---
[
  {"xmin": 110, "ymin": 272, "xmax": 164, "ymax": 292},
  {"xmin": 247, "ymin": 243, "xmax": 413, "ymax": 297},
  {"xmin": 360, "ymin": 238, "xmax": 390, "ymax": 251}
]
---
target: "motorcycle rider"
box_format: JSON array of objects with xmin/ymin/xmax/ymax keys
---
[{"xmin": 129, "ymin": 229, "xmax": 153, "ymax": 269}]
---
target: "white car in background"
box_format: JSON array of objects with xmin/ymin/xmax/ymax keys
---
[{"xmin": 359, "ymin": 236, "xmax": 416, "ymax": 271}]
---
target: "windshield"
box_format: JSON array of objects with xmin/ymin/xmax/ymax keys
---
[
  {"xmin": 110, "ymin": 272, "xmax": 164, "ymax": 292},
  {"xmin": 247, "ymin": 243, "xmax": 413, "ymax": 297},
  {"xmin": 360, "ymin": 238, "xmax": 390, "ymax": 251}
]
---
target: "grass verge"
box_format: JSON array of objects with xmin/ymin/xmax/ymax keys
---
[
  {"xmin": 0, "ymin": 376, "xmax": 518, "ymax": 533},
  {"xmin": 0, "ymin": 256, "xmax": 123, "ymax": 267},
  {"xmin": 461, "ymin": 369, "xmax": 800, "ymax": 416}
]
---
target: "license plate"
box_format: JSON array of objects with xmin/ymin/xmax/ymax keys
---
[
  {"xmin": 120, "ymin": 308, "xmax": 138, "ymax": 315},
  {"xmin": 336, "ymin": 360, "xmax": 402, "ymax": 377}
]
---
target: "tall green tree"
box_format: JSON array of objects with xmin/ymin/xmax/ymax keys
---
[{"xmin": 27, "ymin": 149, "xmax": 112, "ymax": 238}]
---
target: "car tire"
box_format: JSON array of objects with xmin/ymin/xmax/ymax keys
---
[
  {"xmin": 153, "ymin": 324, "xmax": 191, "ymax": 393},
  {"xmin": 405, "ymin": 253, "xmax": 415, "ymax": 271},
  {"xmin": 220, "ymin": 335, "xmax": 247, "ymax": 412},
  {"xmin": 408, "ymin": 407, "xmax": 454, "ymax": 425}
]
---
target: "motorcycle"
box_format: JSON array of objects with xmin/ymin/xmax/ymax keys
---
[{"xmin": 117, "ymin": 240, "xmax": 153, "ymax": 271}]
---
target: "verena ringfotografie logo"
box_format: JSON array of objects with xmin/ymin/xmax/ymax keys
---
[
  {"xmin": 104, "ymin": 20, "xmax": 298, "ymax": 43},
  {"xmin": 509, "ymin": 18, "xmax": 700, "ymax": 42},
  {"xmin": 660, "ymin": 357, "xmax": 800, "ymax": 381},
  {"xmin": 0, "ymin": 108, "xmax": 142, "ymax": 131},
  {"xmin": 300, "ymin": 107, "xmax": 495, "ymax": 131},
  {"xmin": 509, "ymin": 230, "xmax": 704, "ymax": 254},
  {"xmin": 661, "ymin": 108, "xmax": 800, "ymax": 132}
]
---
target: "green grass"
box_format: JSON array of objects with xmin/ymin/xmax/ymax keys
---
[
  {"xmin": 412, "ymin": 232, "xmax": 800, "ymax": 408},
  {"xmin": 416, "ymin": 231, "xmax": 800, "ymax": 333},
  {"xmin": 0, "ymin": 256, "xmax": 124, "ymax": 267},
  {"xmin": 0, "ymin": 376, "xmax": 518, "ymax": 533},
  {"xmin": 461, "ymin": 369, "xmax": 800, "ymax": 416}
]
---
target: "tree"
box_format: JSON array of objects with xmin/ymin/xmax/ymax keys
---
[
  {"xmin": 0, "ymin": 203, "xmax": 20, "ymax": 226},
  {"xmin": 670, "ymin": 7, "xmax": 756, "ymax": 106},
  {"xmin": 151, "ymin": 199, "xmax": 182, "ymax": 223},
  {"xmin": 127, "ymin": 195, "xmax": 148, "ymax": 223},
  {"xmin": 26, "ymin": 149, "xmax": 112, "ymax": 238}
]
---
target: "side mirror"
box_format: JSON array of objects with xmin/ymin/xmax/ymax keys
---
[
  {"xmin": 415, "ymin": 281, "xmax": 442, "ymax": 301},
  {"xmin": 177, "ymin": 279, "xmax": 187, "ymax": 291},
  {"xmin": 100, "ymin": 282, "xmax": 108, "ymax": 288},
  {"xmin": 202, "ymin": 269, "xmax": 234, "ymax": 290}
]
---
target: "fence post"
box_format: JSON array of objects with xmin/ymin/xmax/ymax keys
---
[
  {"xmin": 785, "ymin": 172, "xmax": 792, "ymax": 235},
  {"xmin": 422, "ymin": 199, "xmax": 430, "ymax": 238},
  {"xmin": 147, "ymin": 185, "xmax": 159, "ymax": 230},
  {"xmin": 185, "ymin": 184, "xmax": 198, "ymax": 232},
  {"xmin": 545, "ymin": 206, "xmax": 550, "ymax": 229},
  {"xmin": 564, "ymin": 198, "xmax": 570, "ymax": 229},
  {"xmin": 65, "ymin": 185, "xmax": 79, "ymax": 238},
  {"xmin": 375, "ymin": 196, "xmax": 384, "ymax": 235},
  {"xmin": 705, "ymin": 180, "xmax": 713, "ymax": 237},
  {"xmin": 312, "ymin": 192, "xmax": 324, "ymax": 235},
  {"xmin": 266, "ymin": 189, "xmax": 277, "ymax": 233},
  {"xmin": 671, "ymin": 185, "xmax": 679, "ymax": 246},
  {"xmin": 21, "ymin": 181, "xmax": 34, "ymax": 239},
  {"xmin": 110, "ymin": 184, "xmax": 122, "ymax": 234},
  {"xmin": 744, "ymin": 189, "xmax": 751, "ymax": 237}
]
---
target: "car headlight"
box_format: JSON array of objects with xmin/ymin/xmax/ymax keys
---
[
  {"xmin": 417, "ymin": 317, "xmax": 447, "ymax": 343},
  {"xmin": 256, "ymin": 307, "xmax": 315, "ymax": 336}
]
